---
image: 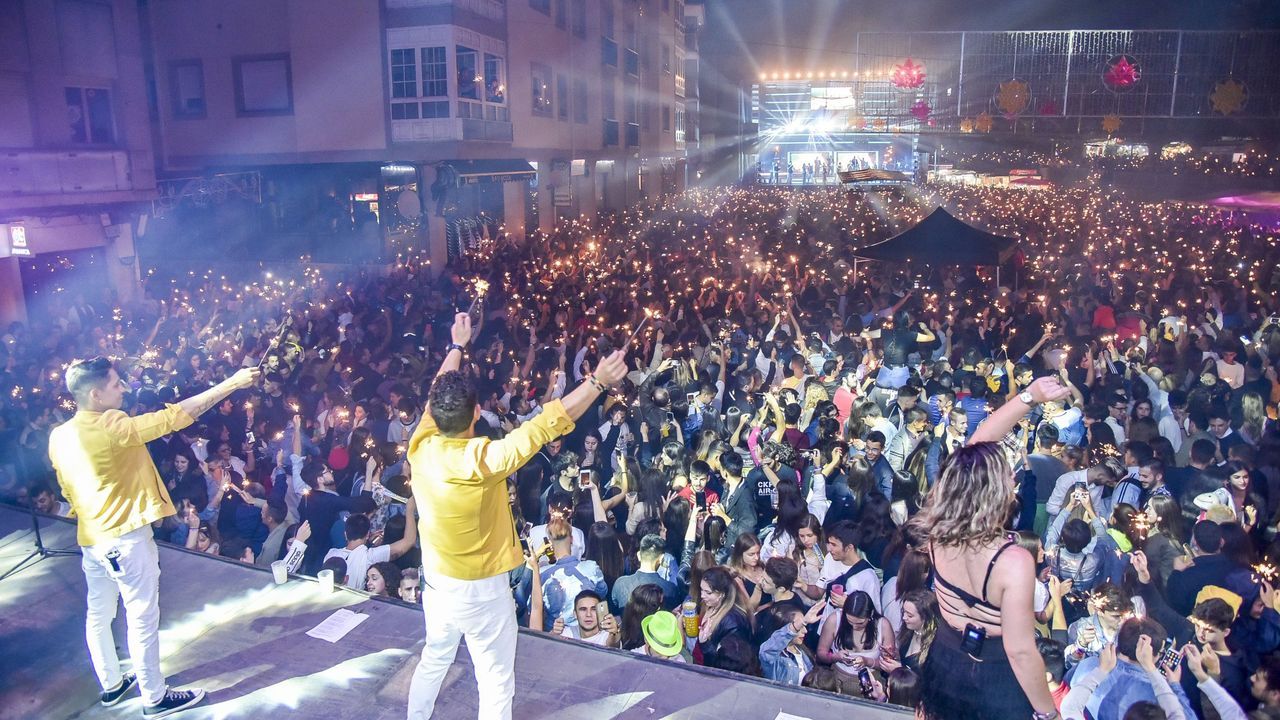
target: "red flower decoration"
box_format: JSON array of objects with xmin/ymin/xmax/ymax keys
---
[
  {"xmin": 910, "ymin": 99, "xmax": 931, "ymax": 121},
  {"xmin": 1038, "ymin": 99, "xmax": 1060, "ymax": 116},
  {"xmin": 1104, "ymin": 55, "xmax": 1141, "ymax": 90},
  {"xmin": 891, "ymin": 58, "xmax": 926, "ymax": 90}
]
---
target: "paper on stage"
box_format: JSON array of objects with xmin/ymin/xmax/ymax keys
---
[
  {"xmin": 306, "ymin": 608, "xmax": 369, "ymax": 642},
  {"xmin": 774, "ymin": 713, "xmax": 815, "ymax": 720}
]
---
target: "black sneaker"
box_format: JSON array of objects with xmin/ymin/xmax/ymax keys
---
[
  {"xmin": 100, "ymin": 673, "xmax": 136, "ymax": 706},
  {"xmin": 142, "ymin": 688, "xmax": 206, "ymax": 718}
]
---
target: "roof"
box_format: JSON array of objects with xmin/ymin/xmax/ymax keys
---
[{"xmin": 854, "ymin": 206, "xmax": 1017, "ymax": 266}]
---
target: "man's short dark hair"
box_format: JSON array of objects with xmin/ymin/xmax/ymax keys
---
[
  {"xmin": 344, "ymin": 513, "xmax": 372, "ymax": 542},
  {"xmin": 719, "ymin": 451, "xmax": 743, "ymax": 478},
  {"xmin": 689, "ymin": 460, "xmax": 711, "ymax": 478},
  {"xmin": 265, "ymin": 502, "xmax": 288, "ymax": 525},
  {"xmin": 65, "ymin": 357, "xmax": 114, "ymax": 403},
  {"xmin": 1192, "ymin": 520, "xmax": 1224, "ymax": 554},
  {"xmin": 1060, "ymin": 518, "xmax": 1092, "ymax": 554},
  {"xmin": 1190, "ymin": 438, "xmax": 1217, "ymax": 465},
  {"xmin": 905, "ymin": 407, "xmax": 928, "ymax": 424},
  {"xmin": 783, "ymin": 403, "xmax": 802, "ymax": 425},
  {"xmin": 898, "ymin": 385, "xmax": 917, "ymax": 399},
  {"xmin": 1191, "ymin": 598, "xmax": 1236, "ymax": 630},
  {"xmin": 1126, "ymin": 441, "xmax": 1153, "ymax": 466},
  {"xmin": 765, "ymin": 556, "xmax": 799, "ymax": 590},
  {"xmin": 428, "ymin": 371, "xmax": 477, "ymax": 436},
  {"xmin": 1036, "ymin": 423, "xmax": 1060, "ymax": 446},
  {"xmin": 638, "ymin": 533, "xmax": 665, "ymax": 560},
  {"xmin": 866, "ymin": 430, "xmax": 887, "ymax": 446},
  {"xmin": 1084, "ymin": 402, "xmax": 1109, "ymax": 422},
  {"xmin": 1140, "ymin": 459, "xmax": 1164, "ymax": 477},
  {"xmin": 827, "ymin": 520, "xmax": 861, "ymax": 550},
  {"xmin": 573, "ymin": 588, "xmax": 602, "ymax": 606},
  {"xmin": 1116, "ymin": 616, "xmax": 1167, "ymax": 661},
  {"xmin": 321, "ymin": 556, "xmax": 348, "ymax": 583},
  {"xmin": 1122, "ymin": 702, "xmax": 1165, "ymax": 720},
  {"xmin": 1036, "ymin": 637, "xmax": 1066, "ymax": 683}
]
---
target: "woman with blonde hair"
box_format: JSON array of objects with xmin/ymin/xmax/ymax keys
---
[
  {"xmin": 918, "ymin": 376, "xmax": 1069, "ymax": 720},
  {"xmin": 1240, "ymin": 390, "xmax": 1267, "ymax": 445}
]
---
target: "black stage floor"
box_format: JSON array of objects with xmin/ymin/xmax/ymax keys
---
[{"xmin": 0, "ymin": 506, "xmax": 909, "ymax": 720}]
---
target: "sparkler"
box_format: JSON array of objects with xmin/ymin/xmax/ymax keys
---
[
  {"xmin": 467, "ymin": 279, "xmax": 490, "ymax": 315},
  {"xmin": 625, "ymin": 308, "xmax": 659, "ymax": 347},
  {"xmin": 255, "ymin": 311, "xmax": 293, "ymax": 370}
]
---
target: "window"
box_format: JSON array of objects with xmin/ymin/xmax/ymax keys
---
[
  {"xmin": 675, "ymin": 105, "xmax": 685, "ymax": 143},
  {"xmin": 571, "ymin": 0, "xmax": 586, "ymax": 38},
  {"xmin": 456, "ymin": 46, "xmax": 479, "ymax": 100},
  {"xmin": 602, "ymin": 78, "xmax": 615, "ymax": 120},
  {"xmin": 422, "ymin": 46, "xmax": 447, "ymax": 97},
  {"xmin": 601, "ymin": 37, "xmax": 618, "ymax": 67},
  {"xmin": 484, "ymin": 53, "xmax": 505, "ymax": 103},
  {"xmin": 531, "ymin": 63, "xmax": 553, "ymax": 116},
  {"xmin": 169, "ymin": 60, "xmax": 205, "ymax": 118},
  {"xmin": 422, "ymin": 101, "xmax": 449, "ymax": 118},
  {"xmin": 557, "ymin": 73, "xmax": 569, "ymax": 121},
  {"xmin": 662, "ymin": 103, "xmax": 670, "ymax": 131},
  {"xmin": 233, "ymin": 54, "xmax": 293, "ymax": 115},
  {"xmin": 640, "ymin": 98, "xmax": 650, "ymax": 130},
  {"xmin": 661, "ymin": 44, "xmax": 671, "ymax": 74},
  {"xmin": 65, "ymin": 87, "xmax": 114, "ymax": 144},
  {"xmin": 530, "ymin": 0, "xmax": 550, "ymax": 13},
  {"xmin": 554, "ymin": 0, "xmax": 566, "ymax": 29},
  {"xmin": 601, "ymin": 0, "xmax": 613, "ymax": 39},
  {"xmin": 573, "ymin": 78, "xmax": 588, "ymax": 124},
  {"xmin": 625, "ymin": 86, "xmax": 637, "ymax": 123},
  {"xmin": 391, "ymin": 49, "xmax": 418, "ymax": 99}
]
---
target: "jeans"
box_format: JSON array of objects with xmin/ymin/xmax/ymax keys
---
[
  {"xmin": 407, "ymin": 582, "xmax": 518, "ymax": 720},
  {"xmin": 82, "ymin": 525, "xmax": 167, "ymax": 704}
]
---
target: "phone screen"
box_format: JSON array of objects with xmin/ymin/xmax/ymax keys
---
[{"xmin": 579, "ymin": 470, "xmax": 591, "ymax": 488}]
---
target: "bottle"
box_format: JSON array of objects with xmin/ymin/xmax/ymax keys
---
[{"xmin": 682, "ymin": 600, "xmax": 699, "ymax": 637}]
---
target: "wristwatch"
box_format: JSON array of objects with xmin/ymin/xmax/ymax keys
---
[
  {"xmin": 1017, "ymin": 390, "xmax": 1038, "ymax": 407},
  {"xmin": 1032, "ymin": 710, "xmax": 1060, "ymax": 720},
  {"xmin": 445, "ymin": 342, "xmax": 466, "ymax": 354}
]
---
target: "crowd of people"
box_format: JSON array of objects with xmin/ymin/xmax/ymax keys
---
[{"xmin": 9, "ymin": 177, "xmax": 1280, "ymax": 719}]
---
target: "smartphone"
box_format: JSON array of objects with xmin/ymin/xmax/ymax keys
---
[
  {"xmin": 579, "ymin": 470, "xmax": 592, "ymax": 488},
  {"xmin": 961, "ymin": 623, "xmax": 986, "ymax": 658},
  {"xmin": 687, "ymin": 392, "xmax": 697, "ymax": 406},
  {"xmin": 665, "ymin": 411, "xmax": 675, "ymax": 424},
  {"xmin": 1157, "ymin": 642, "xmax": 1183, "ymax": 673},
  {"xmin": 1240, "ymin": 335, "xmax": 1251, "ymax": 345},
  {"xmin": 857, "ymin": 667, "xmax": 874, "ymax": 697},
  {"xmin": 597, "ymin": 600, "xmax": 609, "ymax": 619},
  {"xmin": 246, "ymin": 431, "xmax": 256, "ymax": 444}
]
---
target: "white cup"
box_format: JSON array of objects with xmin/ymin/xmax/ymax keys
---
[
  {"xmin": 271, "ymin": 560, "xmax": 288, "ymax": 585},
  {"xmin": 318, "ymin": 569, "xmax": 335, "ymax": 593}
]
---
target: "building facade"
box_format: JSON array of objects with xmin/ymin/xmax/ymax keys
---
[
  {"xmin": 0, "ymin": 0, "xmax": 156, "ymax": 325},
  {"xmin": 142, "ymin": 0, "xmax": 699, "ymax": 271}
]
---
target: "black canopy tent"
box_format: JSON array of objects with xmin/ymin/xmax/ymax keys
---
[{"xmin": 852, "ymin": 206, "xmax": 1019, "ymax": 285}]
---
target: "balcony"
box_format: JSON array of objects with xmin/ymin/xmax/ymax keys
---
[
  {"xmin": 0, "ymin": 149, "xmax": 154, "ymax": 211},
  {"xmin": 602, "ymin": 37, "xmax": 618, "ymax": 68},
  {"xmin": 462, "ymin": 119, "xmax": 514, "ymax": 142},
  {"xmin": 603, "ymin": 119, "xmax": 619, "ymax": 147},
  {"xmin": 625, "ymin": 122, "xmax": 640, "ymax": 147}
]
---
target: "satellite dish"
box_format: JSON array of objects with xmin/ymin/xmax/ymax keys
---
[{"xmin": 397, "ymin": 190, "xmax": 422, "ymax": 219}]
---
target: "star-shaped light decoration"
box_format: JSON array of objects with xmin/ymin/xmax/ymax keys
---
[
  {"xmin": 1209, "ymin": 78, "xmax": 1247, "ymax": 115},
  {"xmin": 909, "ymin": 99, "xmax": 931, "ymax": 122},
  {"xmin": 959, "ymin": 118, "xmax": 975, "ymax": 133},
  {"xmin": 1102, "ymin": 114, "xmax": 1122, "ymax": 135},
  {"xmin": 1103, "ymin": 55, "xmax": 1141, "ymax": 91},
  {"xmin": 891, "ymin": 58, "xmax": 926, "ymax": 90},
  {"xmin": 996, "ymin": 79, "xmax": 1030, "ymax": 118},
  {"xmin": 975, "ymin": 112, "xmax": 994, "ymax": 133}
]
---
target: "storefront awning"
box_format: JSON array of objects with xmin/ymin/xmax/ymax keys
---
[{"xmin": 446, "ymin": 159, "xmax": 536, "ymax": 184}]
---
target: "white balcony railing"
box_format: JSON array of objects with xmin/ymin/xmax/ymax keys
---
[{"xmin": 0, "ymin": 149, "xmax": 133, "ymax": 196}]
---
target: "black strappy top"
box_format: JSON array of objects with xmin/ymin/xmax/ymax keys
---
[{"xmin": 930, "ymin": 538, "xmax": 1016, "ymax": 616}]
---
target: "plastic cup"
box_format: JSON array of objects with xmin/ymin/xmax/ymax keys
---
[
  {"xmin": 271, "ymin": 560, "xmax": 288, "ymax": 585},
  {"xmin": 318, "ymin": 569, "xmax": 335, "ymax": 593}
]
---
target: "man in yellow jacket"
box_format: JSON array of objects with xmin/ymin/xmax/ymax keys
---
[
  {"xmin": 49, "ymin": 357, "xmax": 258, "ymax": 718},
  {"xmin": 406, "ymin": 313, "xmax": 627, "ymax": 720}
]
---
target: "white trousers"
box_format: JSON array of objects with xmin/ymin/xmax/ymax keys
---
[
  {"xmin": 406, "ymin": 584, "xmax": 517, "ymax": 720},
  {"xmin": 81, "ymin": 526, "xmax": 167, "ymax": 705}
]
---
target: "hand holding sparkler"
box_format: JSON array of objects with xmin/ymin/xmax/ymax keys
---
[
  {"xmin": 467, "ymin": 279, "xmax": 490, "ymax": 315},
  {"xmin": 626, "ymin": 308, "xmax": 660, "ymax": 347},
  {"xmin": 255, "ymin": 312, "xmax": 293, "ymax": 370}
]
